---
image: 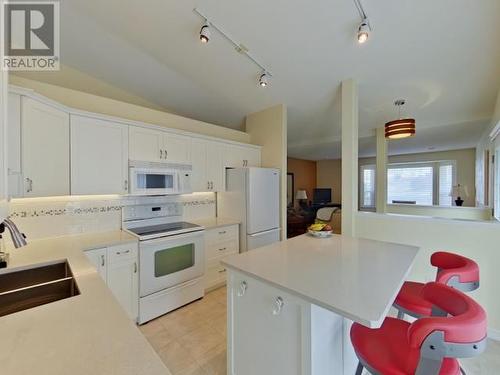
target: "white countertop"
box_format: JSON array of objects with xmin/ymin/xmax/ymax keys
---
[
  {"xmin": 222, "ymin": 234, "xmax": 419, "ymax": 328},
  {"xmin": 0, "ymin": 231, "xmax": 170, "ymax": 375},
  {"xmin": 192, "ymin": 217, "xmax": 240, "ymax": 229}
]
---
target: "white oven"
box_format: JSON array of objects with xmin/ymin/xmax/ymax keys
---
[
  {"xmin": 139, "ymin": 230, "xmax": 205, "ymax": 297},
  {"xmin": 129, "ymin": 161, "xmax": 192, "ymax": 195}
]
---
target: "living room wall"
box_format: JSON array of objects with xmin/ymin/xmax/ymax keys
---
[
  {"xmin": 316, "ymin": 159, "xmax": 342, "ymax": 204},
  {"xmin": 287, "ymin": 158, "xmax": 317, "ymax": 207}
]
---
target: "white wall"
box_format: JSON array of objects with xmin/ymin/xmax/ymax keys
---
[
  {"xmin": 0, "ymin": 4, "xmax": 7, "ymax": 221},
  {"xmin": 356, "ymin": 212, "xmax": 500, "ymax": 335},
  {"xmin": 246, "ymin": 104, "xmax": 288, "ymax": 239}
]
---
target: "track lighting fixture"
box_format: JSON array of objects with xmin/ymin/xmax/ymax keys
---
[
  {"xmin": 353, "ymin": 0, "xmax": 372, "ymax": 44},
  {"xmin": 194, "ymin": 8, "xmax": 273, "ymax": 88},
  {"xmin": 199, "ymin": 22, "xmax": 211, "ymax": 44},
  {"xmin": 259, "ymin": 72, "xmax": 269, "ymax": 87},
  {"xmin": 357, "ymin": 18, "xmax": 370, "ymax": 44}
]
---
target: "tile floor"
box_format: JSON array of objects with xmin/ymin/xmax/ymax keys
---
[{"xmin": 140, "ymin": 286, "xmax": 500, "ymax": 375}]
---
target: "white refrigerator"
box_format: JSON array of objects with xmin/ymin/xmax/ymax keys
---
[{"xmin": 218, "ymin": 167, "xmax": 281, "ymax": 252}]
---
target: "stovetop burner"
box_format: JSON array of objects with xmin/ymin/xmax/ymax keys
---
[{"xmin": 128, "ymin": 221, "xmax": 203, "ymax": 239}]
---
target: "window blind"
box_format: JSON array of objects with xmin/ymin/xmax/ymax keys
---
[{"xmin": 387, "ymin": 165, "xmax": 434, "ymax": 205}]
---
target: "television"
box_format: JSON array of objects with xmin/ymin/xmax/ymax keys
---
[{"xmin": 313, "ymin": 188, "xmax": 332, "ymax": 205}]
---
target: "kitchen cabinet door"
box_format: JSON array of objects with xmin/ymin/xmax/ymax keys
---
[
  {"xmin": 7, "ymin": 93, "xmax": 22, "ymax": 198},
  {"xmin": 191, "ymin": 139, "xmax": 208, "ymax": 192},
  {"xmin": 228, "ymin": 272, "xmax": 304, "ymax": 375},
  {"xmin": 84, "ymin": 248, "xmax": 107, "ymax": 281},
  {"xmin": 129, "ymin": 126, "xmax": 163, "ymax": 162},
  {"xmin": 107, "ymin": 252, "xmax": 139, "ymax": 321},
  {"xmin": 71, "ymin": 115, "xmax": 129, "ymax": 195},
  {"xmin": 162, "ymin": 133, "xmax": 191, "ymax": 164},
  {"xmin": 223, "ymin": 144, "xmax": 245, "ymax": 168},
  {"xmin": 22, "ymin": 97, "xmax": 70, "ymax": 197},
  {"xmin": 243, "ymin": 147, "xmax": 261, "ymax": 167},
  {"xmin": 206, "ymin": 141, "xmax": 223, "ymax": 191}
]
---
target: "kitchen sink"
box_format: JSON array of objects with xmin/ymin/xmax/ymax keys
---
[{"xmin": 0, "ymin": 261, "xmax": 80, "ymax": 317}]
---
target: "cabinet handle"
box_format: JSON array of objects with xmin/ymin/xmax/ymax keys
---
[
  {"xmin": 210, "ymin": 181, "xmax": 213, "ymax": 190},
  {"xmin": 218, "ymin": 268, "xmax": 226, "ymax": 274},
  {"xmin": 272, "ymin": 297, "xmax": 284, "ymax": 316},
  {"xmin": 219, "ymin": 231, "xmax": 226, "ymax": 235},
  {"xmin": 134, "ymin": 262, "xmax": 137, "ymax": 273},
  {"xmin": 207, "ymin": 181, "xmax": 210, "ymax": 190},
  {"xmin": 124, "ymin": 180, "xmax": 128, "ymax": 191},
  {"xmin": 218, "ymin": 247, "xmax": 227, "ymax": 251},
  {"xmin": 160, "ymin": 149, "xmax": 163, "ymax": 159},
  {"xmin": 25, "ymin": 177, "xmax": 33, "ymax": 193},
  {"xmin": 164, "ymin": 149, "xmax": 168, "ymax": 158},
  {"xmin": 101, "ymin": 255, "xmax": 105, "ymax": 267},
  {"xmin": 116, "ymin": 249, "xmax": 131, "ymax": 255},
  {"xmin": 237, "ymin": 281, "xmax": 247, "ymax": 297}
]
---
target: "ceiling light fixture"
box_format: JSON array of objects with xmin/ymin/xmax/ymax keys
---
[
  {"xmin": 193, "ymin": 8, "xmax": 273, "ymax": 87},
  {"xmin": 199, "ymin": 22, "xmax": 211, "ymax": 43},
  {"xmin": 353, "ymin": 0, "xmax": 372, "ymax": 44},
  {"xmin": 259, "ymin": 72, "xmax": 269, "ymax": 87},
  {"xmin": 385, "ymin": 99, "xmax": 416, "ymax": 139}
]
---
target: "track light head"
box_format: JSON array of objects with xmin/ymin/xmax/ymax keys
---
[
  {"xmin": 357, "ymin": 19, "xmax": 370, "ymax": 44},
  {"xmin": 199, "ymin": 22, "xmax": 211, "ymax": 44},
  {"xmin": 259, "ymin": 72, "xmax": 269, "ymax": 87}
]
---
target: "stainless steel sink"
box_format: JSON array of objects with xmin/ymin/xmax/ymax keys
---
[{"xmin": 0, "ymin": 261, "xmax": 80, "ymax": 317}]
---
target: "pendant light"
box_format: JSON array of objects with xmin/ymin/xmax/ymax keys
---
[{"xmin": 385, "ymin": 99, "xmax": 416, "ymax": 139}]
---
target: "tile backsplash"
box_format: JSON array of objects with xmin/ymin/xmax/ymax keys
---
[{"xmin": 6, "ymin": 193, "xmax": 216, "ymax": 241}]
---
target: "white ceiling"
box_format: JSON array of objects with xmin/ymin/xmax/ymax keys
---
[{"xmin": 36, "ymin": 1, "xmax": 500, "ymax": 159}]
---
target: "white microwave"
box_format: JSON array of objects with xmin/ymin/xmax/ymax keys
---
[{"xmin": 129, "ymin": 161, "xmax": 192, "ymax": 196}]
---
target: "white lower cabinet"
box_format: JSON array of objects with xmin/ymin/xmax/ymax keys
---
[
  {"xmin": 228, "ymin": 270, "xmax": 305, "ymax": 375},
  {"xmin": 204, "ymin": 224, "xmax": 239, "ymax": 290},
  {"xmin": 85, "ymin": 243, "xmax": 139, "ymax": 321}
]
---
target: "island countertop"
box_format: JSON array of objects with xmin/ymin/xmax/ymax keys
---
[
  {"xmin": 0, "ymin": 231, "xmax": 170, "ymax": 375},
  {"xmin": 222, "ymin": 234, "xmax": 419, "ymax": 328}
]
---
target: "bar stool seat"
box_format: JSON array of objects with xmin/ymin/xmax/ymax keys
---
[
  {"xmin": 395, "ymin": 252, "xmax": 480, "ymax": 319},
  {"xmin": 394, "ymin": 281, "xmax": 433, "ymax": 317},
  {"xmin": 351, "ymin": 318, "xmax": 460, "ymax": 375}
]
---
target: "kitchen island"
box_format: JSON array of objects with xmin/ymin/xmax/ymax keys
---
[{"xmin": 222, "ymin": 233, "xmax": 419, "ymax": 375}]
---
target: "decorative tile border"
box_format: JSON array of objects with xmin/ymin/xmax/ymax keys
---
[{"xmin": 9, "ymin": 193, "xmax": 216, "ymax": 218}]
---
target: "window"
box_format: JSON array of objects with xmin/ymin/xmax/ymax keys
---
[
  {"xmin": 359, "ymin": 160, "xmax": 456, "ymax": 208},
  {"xmin": 359, "ymin": 165, "xmax": 375, "ymax": 209},
  {"xmin": 495, "ymin": 148, "xmax": 500, "ymax": 221}
]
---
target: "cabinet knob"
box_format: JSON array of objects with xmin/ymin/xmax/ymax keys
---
[
  {"xmin": 237, "ymin": 281, "xmax": 247, "ymax": 297},
  {"xmin": 134, "ymin": 262, "xmax": 137, "ymax": 273},
  {"xmin": 160, "ymin": 149, "xmax": 163, "ymax": 159},
  {"xmin": 218, "ymin": 247, "xmax": 227, "ymax": 251},
  {"xmin": 218, "ymin": 268, "xmax": 226, "ymax": 274},
  {"xmin": 272, "ymin": 297, "xmax": 284, "ymax": 315},
  {"xmin": 219, "ymin": 231, "xmax": 226, "ymax": 235},
  {"xmin": 124, "ymin": 180, "xmax": 128, "ymax": 191},
  {"xmin": 25, "ymin": 177, "xmax": 33, "ymax": 193},
  {"xmin": 116, "ymin": 249, "xmax": 131, "ymax": 255},
  {"xmin": 101, "ymin": 254, "xmax": 105, "ymax": 267}
]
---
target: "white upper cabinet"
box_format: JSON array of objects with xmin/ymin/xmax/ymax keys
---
[
  {"xmin": 7, "ymin": 93, "xmax": 22, "ymax": 198},
  {"xmin": 129, "ymin": 126, "xmax": 163, "ymax": 162},
  {"xmin": 163, "ymin": 133, "xmax": 191, "ymax": 164},
  {"xmin": 22, "ymin": 97, "xmax": 70, "ymax": 197},
  {"xmin": 191, "ymin": 139, "xmax": 223, "ymax": 192},
  {"xmin": 129, "ymin": 126, "xmax": 191, "ymax": 164},
  {"xmin": 71, "ymin": 115, "xmax": 129, "ymax": 195},
  {"xmin": 224, "ymin": 144, "xmax": 261, "ymax": 168}
]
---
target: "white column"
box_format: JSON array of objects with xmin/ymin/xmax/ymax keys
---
[
  {"xmin": 376, "ymin": 127, "xmax": 388, "ymax": 213},
  {"xmin": 0, "ymin": 0, "xmax": 8, "ymax": 221},
  {"xmin": 341, "ymin": 79, "xmax": 358, "ymax": 237}
]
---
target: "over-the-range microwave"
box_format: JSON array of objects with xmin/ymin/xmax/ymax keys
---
[{"xmin": 129, "ymin": 161, "xmax": 192, "ymax": 195}]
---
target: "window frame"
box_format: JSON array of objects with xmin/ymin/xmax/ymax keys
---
[{"xmin": 359, "ymin": 160, "xmax": 457, "ymax": 208}]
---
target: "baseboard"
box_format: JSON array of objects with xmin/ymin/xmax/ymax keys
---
[{"xmin": 488, "ymin": 327, "xmax": 500, "ymax": 341}]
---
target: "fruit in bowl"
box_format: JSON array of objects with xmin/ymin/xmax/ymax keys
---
[{"xmin": 307, "ymin": 223, "xmax": 333, "ymax": 237}]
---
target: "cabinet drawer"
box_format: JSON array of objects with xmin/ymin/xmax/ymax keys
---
[
  {"xmin": 206, "ymin": 239, "xmax": 238, "ymax": 260},
  {"xmin": 206, "ymin": 225, "xmax": 239, "ymax": 245},
  {"xmin": 206, "ymin": 259, "xmax": 228, "ymax": 285},
  {"xmin": 107, "ymin": 243, "xmax": 138, "ymax": 264}
]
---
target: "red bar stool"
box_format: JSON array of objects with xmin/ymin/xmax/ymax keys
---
[
  {"xmin": 351, "ymin": 282, "xmax": 487, "ymax": 375},
  {"xmin": 394, "ymin": 251, "xmax": 480, "ymax": 319}
]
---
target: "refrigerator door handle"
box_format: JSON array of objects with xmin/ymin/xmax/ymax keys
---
[{"xmin": 248, "ymin": 228, "xmax": 280, "ymax": 237}]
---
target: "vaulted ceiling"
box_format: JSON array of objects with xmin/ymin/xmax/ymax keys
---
[{"xmin": 17, "ymin": 0, "xmax": 500, "ymax": 160}]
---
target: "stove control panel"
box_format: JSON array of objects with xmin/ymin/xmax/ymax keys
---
[{"xmin": 123, "ymin": 203, "xmax": 182, "ymax": 221}]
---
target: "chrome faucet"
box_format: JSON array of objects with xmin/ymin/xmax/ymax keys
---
[{"xmin": 0, "ymin": 218, "xmax": 28, "ymax": 248}]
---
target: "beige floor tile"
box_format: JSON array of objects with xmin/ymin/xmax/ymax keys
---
[
  {"xmin": 146, "ymin": 328, "xmax": 176, "ymax": 352},
  {"xmin": 176, "ymin": 366, "xmax": 209, "ymax": 375},
  {"xmin": 138, "ymin": 318, "xmax": 165, "ymax": 338},
  {"xmin": 160, "ymin": 309, "xmax": 207, "ymax": 339},
  {"xmin": 208, "ymin": 315, "xmax": 227, "ymax": 336},
  {"xmin": 178, "ymin": 324, "xmax": 225, "ymax": 361},
  {"xmin": 157, "ymin": 340, "xmax": 201, "ymax": 375},
  {"xmin": 197, "ymin": 343, "xmax": 227, "ymax": 375}
]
